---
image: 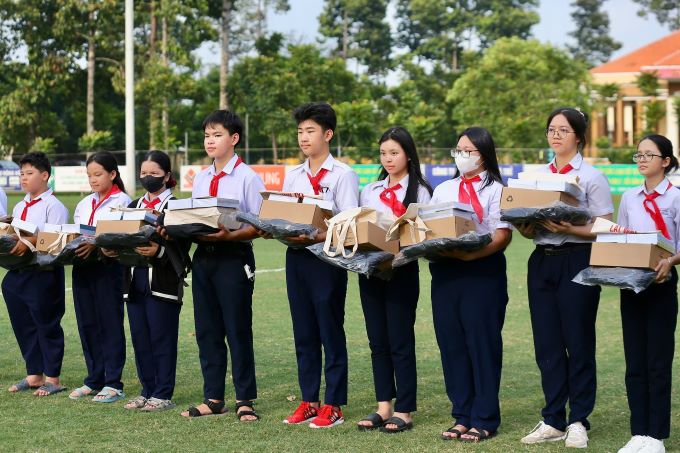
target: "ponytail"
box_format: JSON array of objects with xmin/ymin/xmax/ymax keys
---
[{"xmin": 86, "ymin": 151, "xmax": 127, "ymax": 193}]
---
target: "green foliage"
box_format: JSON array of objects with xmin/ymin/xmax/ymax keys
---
[
  {"xmin": 643, "ymin": 101, "xmax": 666, "ymax": 134},
  {"xmin": 78, "ymin": 130, "xmax": 115, "ymax": 152},
  {"xmin": 636, "ymin": 71, "xmax": 660, "ymax": 97},
  {"xmin": 448, "ymin": 37, "xmax": 591, "ymax": 148},
  {"xmin": 30, "ymin": 137, "xmax": 57, "ymax": 154},
  {"xmin": 632, "ymin": 0, "xmax": 680, "ymax": 30},
  {"xmin": 568, "ymin": 0, "xmax": 621, "ymax": 67}
]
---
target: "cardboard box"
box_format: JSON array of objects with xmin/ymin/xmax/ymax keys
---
[
  {"xmin": 36, "ymin": 231, "xmax": 79, "ymax": 254},
  {"xmin": 95, "ymin": 220, "xmax": 145, "ymax": 235},
  {"xmin": 590, "ymin": 242, "xmax": 672, "ymax": 269},
  {"xmin": 508, "ymin": 178, "xmax": 583, "ymax": 199},
  {"xmin": 418, "ymin": 202, "xmax": 474, "ymax": 221},
  {"xmin": 121, "ymin": 210, "xmax": 159, "ymax": 224},
  {"xmin": 192, "ymin": 197, "xmax": 240, "ymax": 209},
  {"xmin": 500, "ymin": 187, "xmax": 579, "ymax": 209},
  {"xmin": 595, "ymin": 232, "xmax": 675, "ymax": 254},
  {"xmin": 10, "ymin": 218, "xmax": 38, "ymax": 235},
  {"xmin": 332, "ymin": 220, "xmax": 399, "ymax": 254},
  {"xmin": 80, "ymin": 224, "xmax": 96, "ymax": 236},
  {"xmin": 399, "ymin": 215, "xmax": 476, "ymax": 247},
  {"xmin": 261, "ymin": 190, "xmax": 334, "ymax": 212},
  {"xmin": 163, "ymin": 207, "xmax": 242, "ymax": 231},
  {"xmin": 259, "ymin": 200, "xmax": 332, "ymax": 231},
  {"xmin": 167, "ymin": 198, "xmax": 193, "ymax": 210}
]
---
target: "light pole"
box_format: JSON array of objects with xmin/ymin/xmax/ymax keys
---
[{"xmin": 125, "ymin": 0, "xmax": 136, "ymax": 192}]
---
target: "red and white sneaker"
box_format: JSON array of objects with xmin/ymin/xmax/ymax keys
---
[
  {"xmin": 283, "ymin": 401, "xmax": 318, "ymax": 424},
  {"xmin": 309, "ymin": 405, "xmax": 344, "ymax": 428}
]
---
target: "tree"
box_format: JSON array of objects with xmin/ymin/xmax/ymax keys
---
[
  {"xmin": 448, "ymin": 37, "xmax": 590, "ymax": 149},
  {"xmin": 318, "ymin": 0, "xmax": 392, "ymax": 76},
  {"xmin": 632, "ymin": 0, "xmax": 680, "ymax": 30},
  {"xmin": 568, "ymin": 0, "xmax": 621, "ymax": 67},
  {"xmin": 636, "ymin": 71, "xmax": 665, "ymax": 134}
]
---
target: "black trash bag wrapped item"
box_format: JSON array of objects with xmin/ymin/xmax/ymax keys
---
[
  {"xmin": 36, "ymin": 235, "xmax": 99, "ymax": 267},
  {"xmin": 306, "ymin": 242, "xmax": 394, "ymax": 280},
  {"xmin": 0, "ymin": 235, "xmax": 37, "ymax": 270},
  {"xmin": 392, "ymin": 232, "xmax": 492, "ymax": 268},
  {"xmin": 236, "ymin": 212, "xmax": 319, "ymax": 247},
  {"xmin": 572, "ymin": 266, "xmax": 663, "ymax": 294},
  {"xmin": 500, "ymin": 201, "xmax": 591, "ymax": 228},
  {"xmin": 94, "ymin": 225, "xmax": 160, "ymax": 267}
]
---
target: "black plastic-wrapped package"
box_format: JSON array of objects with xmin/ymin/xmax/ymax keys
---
[
  {"xmin": 306, "ymin": 242, "xmax": 394, "ymax": 280},
  {"xmin": 392, "ymin": 232, "xmax": 492, "ymax": 267},
  {"xmin": 236, "ymin": 212, "xmax": 319, "ymax": 239},
  {"xmin": 500, "ymin": 201, "xmax": 591, "ymax": 228},
  {"xmin": 0, "ymin": 235, "xmax": 37, "ymax": 270},
  {"xmin": 94, "ymin": 225, "xmax": 159, "ymax": 249},
  {"xmin": 572, "ymin": 266, "xmax": 663, "ymax": 294},
  {"xmin": 36, "ymin": 235, "xmax": 100, "ymax": 267}
]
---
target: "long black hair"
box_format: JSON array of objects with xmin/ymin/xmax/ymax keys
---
[
  {"xmin": 143, "ymin": 150, "xmax": 177, "ymax": 188},
  {"xmin": 377, "ymin": 126, "xmax": 433, "ymax": 206},
  {"xmin": 454, "ymin": 127, "xmax": 503, "ymax": 191},
  {"xmin": 639, "ymin": 134, "xmax": 679, "ymax": 174},
  {"xmin": 86, "ymin": 151, "xmax": 126, "ymax": 193},
  {"xmin": 546, "ymin": 107, "xmax": 589, "ymax": 153}
]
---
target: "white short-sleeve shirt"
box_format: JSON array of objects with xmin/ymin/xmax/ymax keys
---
[
  {"xmin": 13, "ymin": 189, "xmax": 69, "ymax": 231},
  {"xmin": 74, "ymin": 189, "xmax": 133, "ymax": 226},
  {"xmin": 360, "ymin": 175, "xmax": 432, "ymax": 215},
  {"xmin": 430, "ymin": 171, "xmax": 511, "ymax": 235},
  {"xmin": 618, "ymin": 177, "xmax": 680, "ymax": 252},
  {"xmin": 282, "ymin": 153, "xmax": 359, "ymax": 214}
]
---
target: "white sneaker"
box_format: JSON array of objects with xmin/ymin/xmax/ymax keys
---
[
  {"xmin": 618, "ymin": 435, "xmax": 652, "ymax": 453},
  {"xmin": 521, "ymin": 421, "xmax": 567, "ymax": 444},
  {"xmin": 638, "ymin": 437, "xmax": 665, "ymax": 453},
  {"xmin": 565, "ymin": 422, "xmax": 589, "ymax": 448}
]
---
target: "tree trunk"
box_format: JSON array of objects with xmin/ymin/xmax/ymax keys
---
[
  {"xmin": 219, "ymin": 0, "xmax": 232, "ymax": 109},
  {"xmin": 149, "ymin": 0, "xmax": 158, "ymax": 149},
  {"xmin": 271, "ymin": 132, "xmax": 278, "ymax": 164},
  {"xmin": 86, "ymin": 14, "xmax": 96, "ymax": 136},
  {"xmin": 341, "ymin": 9, "xmax": 349, "ymax": 61},
  {"xmin": 161, "ymin": 14, "xmax": 169, "ymax": 151}
]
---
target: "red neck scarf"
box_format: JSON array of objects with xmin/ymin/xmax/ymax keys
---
[
  {"xmin": 380, "ymin": 183, "xmax": 406, "ymax": 217},
  {"xmin": 142, "ymin": 196, "xmax": 161, "ymax": 210},
  {"xmin": 643, "ymin": 181, "xmax": 673, "ymax": 239},
  {"xmin": 549, "ymin": 162, "xmax": 574, "ymax": 174},
  {"xmin": 89, "ymin": 185, "xmax": 122, "ymax": 226},
  {"xmin": 21, "ymin": 198, "xmax": 42, "ymax": 221},
  {"xmin": 307, "ymin": 168, "xmax": 329, "ymax": 195},
  {"xmin": 459, "ymin": 175, "xmax": 484, "ymax": 223},
  {"xmin": 209, "ymin": 156, "xmax": 242, "ymax": 197}
]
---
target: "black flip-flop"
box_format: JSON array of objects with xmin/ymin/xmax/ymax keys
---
[
  {"xmin": 441, "ymin": 425, "xmax": 467, "ymax": 441},
  {"xmin": 379, "ymin": 416, "xmax": 413, "ymax": 433},
  {"xmin": 357, "ymin": 413, "xmax": 385, "ymax": 431},
  {"xmin": 235, "ymin": 400, "xmax": 260, "ymax": 422},
  {"xmin": 460, "ymin": 428, "xmax": 497, "ymax": 443}
]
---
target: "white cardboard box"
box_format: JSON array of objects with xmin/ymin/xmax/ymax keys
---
[{"xmin": 596, "ymin": 232, "xmax": 676, "ymax": 254}]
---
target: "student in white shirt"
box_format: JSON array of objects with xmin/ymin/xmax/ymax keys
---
[
  {"xmin": 4, "ymin": 152, "xmax": 68, "ymax": 397},
  {"xmin": 430, "ymin": 127, "xmax": 512, "ymax": 443},
  {"xmin": 68, "ymin": 151, "xmax": 132, "ymax": 403},
  {"xmin": 0, "ymin": 185, "xmax": 8, "ymax": 217},
  {"xmin": 615, "ymin": 135, "xmax": 679, "ymax": 453},
  {"xmin": 518, "ymin": 108, "xmax": 614, "ymax": 448},
  {"xmin": 356, "ymin": 127, "xmax": 432, "ymax": 434}
]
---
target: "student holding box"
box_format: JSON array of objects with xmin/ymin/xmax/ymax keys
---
[
  {"xmin": 4, "ymin": 152, "xmax": 69, "ymax": 397},
  {"xmin": 615, "ymin": 135, "xmax": 679, "ymax": 453},
  {"xmin": 355, "ymin": 127, "xmax": 431, "ymax": 433},
  {"xmin": 179, "ymin": 110, "xmax": 265, "ymax": 421},
  {"xmin": 275, "ymin": 103, "xmax": 359, "ymax": 428},
  {"xmin": 122, "ymin": 150, "xmax": 191, "ymax": 413},
  {"xmin": 69, "ymin": 151, "xmax": 132, "ymax": 403},
  {"xmin": 518, "ymin": 108, "xmax": 614, "ymax": 448},
  {"xmin": 429, "ymin": 127, "xmax": 512, "ymax": 443}
]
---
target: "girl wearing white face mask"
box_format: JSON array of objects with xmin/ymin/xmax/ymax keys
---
[{"xmin": 429, "ymin": 127, "xmax": 512, "ymax": 443}]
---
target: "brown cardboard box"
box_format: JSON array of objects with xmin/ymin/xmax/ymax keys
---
[
  {"xmin": 399, "ymin": 215, "xmax": 476, "ymax": 247},
  {"xmin": 259, "ymin": 200, "xmax": 332, "ymax": 231},
  {"xmin": 95, "ymin": 220, "xmax": 145, "ymax": 235},
  {"xmin": 500, "ymin": 187, "xmax": 578, "ymax": 209},
  {"xmin": 590, "ymin": 242, "xmax": 672, "ymax": 269},
  {"xmin": 36, "ymin": 231, "xmax": 79, "ymax": 254},
  {"xmin": 332, "ymin": 220, "xmax": 399, "ymax": 254}
]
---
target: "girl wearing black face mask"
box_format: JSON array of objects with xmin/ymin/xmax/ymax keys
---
[{"xmin": 122, "ymin": 150, "xmax": 191, "ymax": 412}]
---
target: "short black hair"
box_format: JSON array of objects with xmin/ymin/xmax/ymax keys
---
[
  {"xmin": 293, "ymin": 102, "xmax": 337, "ymax": 133},
  {"xmin": 19, "ymin": 152, "xmax": 51, "ymax": 175},
  {"xmin": 202, "ymin": 110, "xmax": 244, "ymax": 147}
]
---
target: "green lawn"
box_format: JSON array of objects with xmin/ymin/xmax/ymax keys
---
[{"xmin": 0, "ymin": 193, "xmax": 678, "ymax": 452}]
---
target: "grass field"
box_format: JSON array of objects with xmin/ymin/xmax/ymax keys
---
[{"xmin": 0, "ymin": 193, "xmax": 679, "ymax": 452}]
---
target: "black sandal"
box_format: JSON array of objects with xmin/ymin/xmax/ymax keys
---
[
  {"xmin": 460, "ymin": 428, "xmax": 496, "ymax": 443},
  {"xmin": 441, "ymin": 425, "xmax": 468, "ymax": 440},
  {"xmin": 185, "ymin": 399, "xmax": 228, "ymax": 417},
  {"xmin": 357, "ymin": 413, "xmax": 386, "ymax": 431},
  {"xmin": 380, "ymin": 416, "xmax": 413, "ymax": 433},
  {"xmin": 235, "ymin": 400, "xmax": 260, "ymax": 421}
]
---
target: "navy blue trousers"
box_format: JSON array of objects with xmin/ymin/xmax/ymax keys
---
[
  {"xmin": 527, "ymin": 246, "xmax": 600, "ymax": 431},
  {"xmin": 72, "ymin": 260, "xmax": 126, "ymax": 390},
  {"xmin": 286, "ymin": 248, "xmax": 348, "ymax": 406},
  {"xmin": 621, "ymin": 269, "xmax": 677, "ymax": 440},
  {"xmin": 358, "ymin": 261, "xmax": 419, "ymax": 412},
  {"xmin": 2, "ymin": 267, "xmax": 65, "ymax": 377},
  {"xmin": 192, "ymin": 243, "xmax": 256, "ymax": 401},
  {"xmin": 430, "ymin": 252, "xmax": 508, "ymax": 432},
  {"xmin": 127, "ymin": 267, "xmax": 181, "ymax": 400}
]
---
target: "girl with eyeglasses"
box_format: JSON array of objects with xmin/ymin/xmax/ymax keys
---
[
  {"xmin": 615, "ymin": 135, "xmax": 679, "ymax": 453},
  {"xmin": 430, "ymin": 127, "xmax": 512, "ymax": 443},
  {"xmin": 517, "ymin": 108, "xmax": 614, "ymax": 448}
]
